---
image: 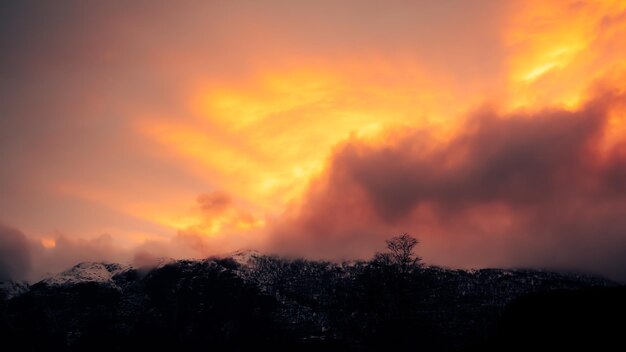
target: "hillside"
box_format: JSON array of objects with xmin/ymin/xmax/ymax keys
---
[{"xmin": 0, "ymin": 251, "xmax": 620, "ymax": 351}]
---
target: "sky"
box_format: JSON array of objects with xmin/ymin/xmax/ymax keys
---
[{"xmin": 1, "ymin": 0, "xmax": 626, "ymax": 282}]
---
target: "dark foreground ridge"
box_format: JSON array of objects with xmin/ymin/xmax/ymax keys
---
[{"xmin": 0, "ymin": 250, "xmax": 623, "ymax": 351}]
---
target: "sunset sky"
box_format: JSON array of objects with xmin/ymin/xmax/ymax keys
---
[{"xmin": 2, "ymin": 0, "xmax": 626, "ymax": 281}]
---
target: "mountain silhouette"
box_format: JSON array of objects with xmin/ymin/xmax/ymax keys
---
[{"xmin": 0, "ymin": 252, "xmax": 621, "ymax": 351}]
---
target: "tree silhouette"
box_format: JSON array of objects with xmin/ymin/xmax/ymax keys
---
[{"xmin": 374, "ymin": 233, "xmax": 422, "ymax": 275}]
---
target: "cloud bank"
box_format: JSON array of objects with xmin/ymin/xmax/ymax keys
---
[
  {"xmin": 273, "ymin": 89, "xmax": 626, "ymax": 280},
  {"xmin": 0, "ymin": 223, "xmax": 31, "ymax": 281},
  {"xmin": 4, "ymin": 89, "xmax": 626, "ymax": 281},
  {"xmin": 1, "ymin": 1, "xmax": 626, "ymax": 282}
]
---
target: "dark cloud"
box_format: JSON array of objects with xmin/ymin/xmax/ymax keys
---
[
  {"xmin": 0, "ymin": 223, "xmax": 31, "ymax": 281},
  {"xmin": 274, "ymin": 92, "xmax": 626, "ymax": 281},
  {"xmin": 344, "ymin": 102, "xmax": 605, "ymax": 218},
  {"xmin": 197, "ymin": 191, "xmax": 232, "ymax": 214}
]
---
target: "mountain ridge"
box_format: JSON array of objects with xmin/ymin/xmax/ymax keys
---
[
  {"xmin": 1, "ymin": 251, "xmax": 616, "ymax": 301},
  {"xmin": 0, "ymin": 252, "xmax": 620, "ymax": 351}
]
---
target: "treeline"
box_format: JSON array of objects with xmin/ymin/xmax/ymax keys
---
[{"xmin": 0, "ymin": 234, "xmax": 621, "ymax": 351}]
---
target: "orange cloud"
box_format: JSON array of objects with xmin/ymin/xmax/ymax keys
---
[
  {"xmin": 123, "ymin": 2, "xmax": 626, "ymax": 276},
  {"xmin": 504, "ymin": 0, "xmax": 626, "ymax": 110},
  {"xmin": 137, "ymin": 63, "xmax": 467, "ymax": 226},
  {"xmin": 3, "ymin": 1, "xmax": 626, "ymax": 280},
  {"xmin": 272, "ymin": 89, "xmax": 626, "ymax": 279}
]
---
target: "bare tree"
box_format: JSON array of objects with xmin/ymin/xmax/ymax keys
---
[{"xmin": 374, "ymin": 233, "xmax": 422, "ymax": 274}]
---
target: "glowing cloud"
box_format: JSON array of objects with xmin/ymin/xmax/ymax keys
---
[{"xmin": 1, "ymin": 0, "xmax": 626, "ymax": 280}]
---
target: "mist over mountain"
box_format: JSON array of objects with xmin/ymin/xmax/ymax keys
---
[{"xmin": 1, "ymin": 245, "xmax": 622, "ymax": 352}]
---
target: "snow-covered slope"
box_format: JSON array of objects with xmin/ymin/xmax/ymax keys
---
[
  {"xmin": 230, "ymin": 249, "xmax": 261, "ymax": 266},
  {"xmin": 38, "ymin": 262, "xmax": 131, "ymax": 291}
]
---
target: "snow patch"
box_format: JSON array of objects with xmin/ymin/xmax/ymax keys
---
[
  {"xmin": 230, "ymin": 249, "xmax": 261, "ymax": 266},
  {"xmin": 39, "ymin": 262, "xmax": 131, "ymax": 290}
]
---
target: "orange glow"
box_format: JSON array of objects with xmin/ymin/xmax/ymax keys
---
[
  {"xmin": 504, "ymin": 0, "xmax": 626, "ymax": 111},
  {"xmin": 600, "ymin": 95, "xmax": 626, "ymax": 155},
  {"xmin": 125, "ymin": 0, "xmax": 626, "ymax": 250},
  {"xmin": 6, "ymin": 1, "xmax": 626, "ymax": 267},
  {"xmin": 136, "ymin": 64, "xmax": 465, "ymax": 238},
  {"xmin": 41, "ymin": 238, "xmax": 56, "ymax": 249}
]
